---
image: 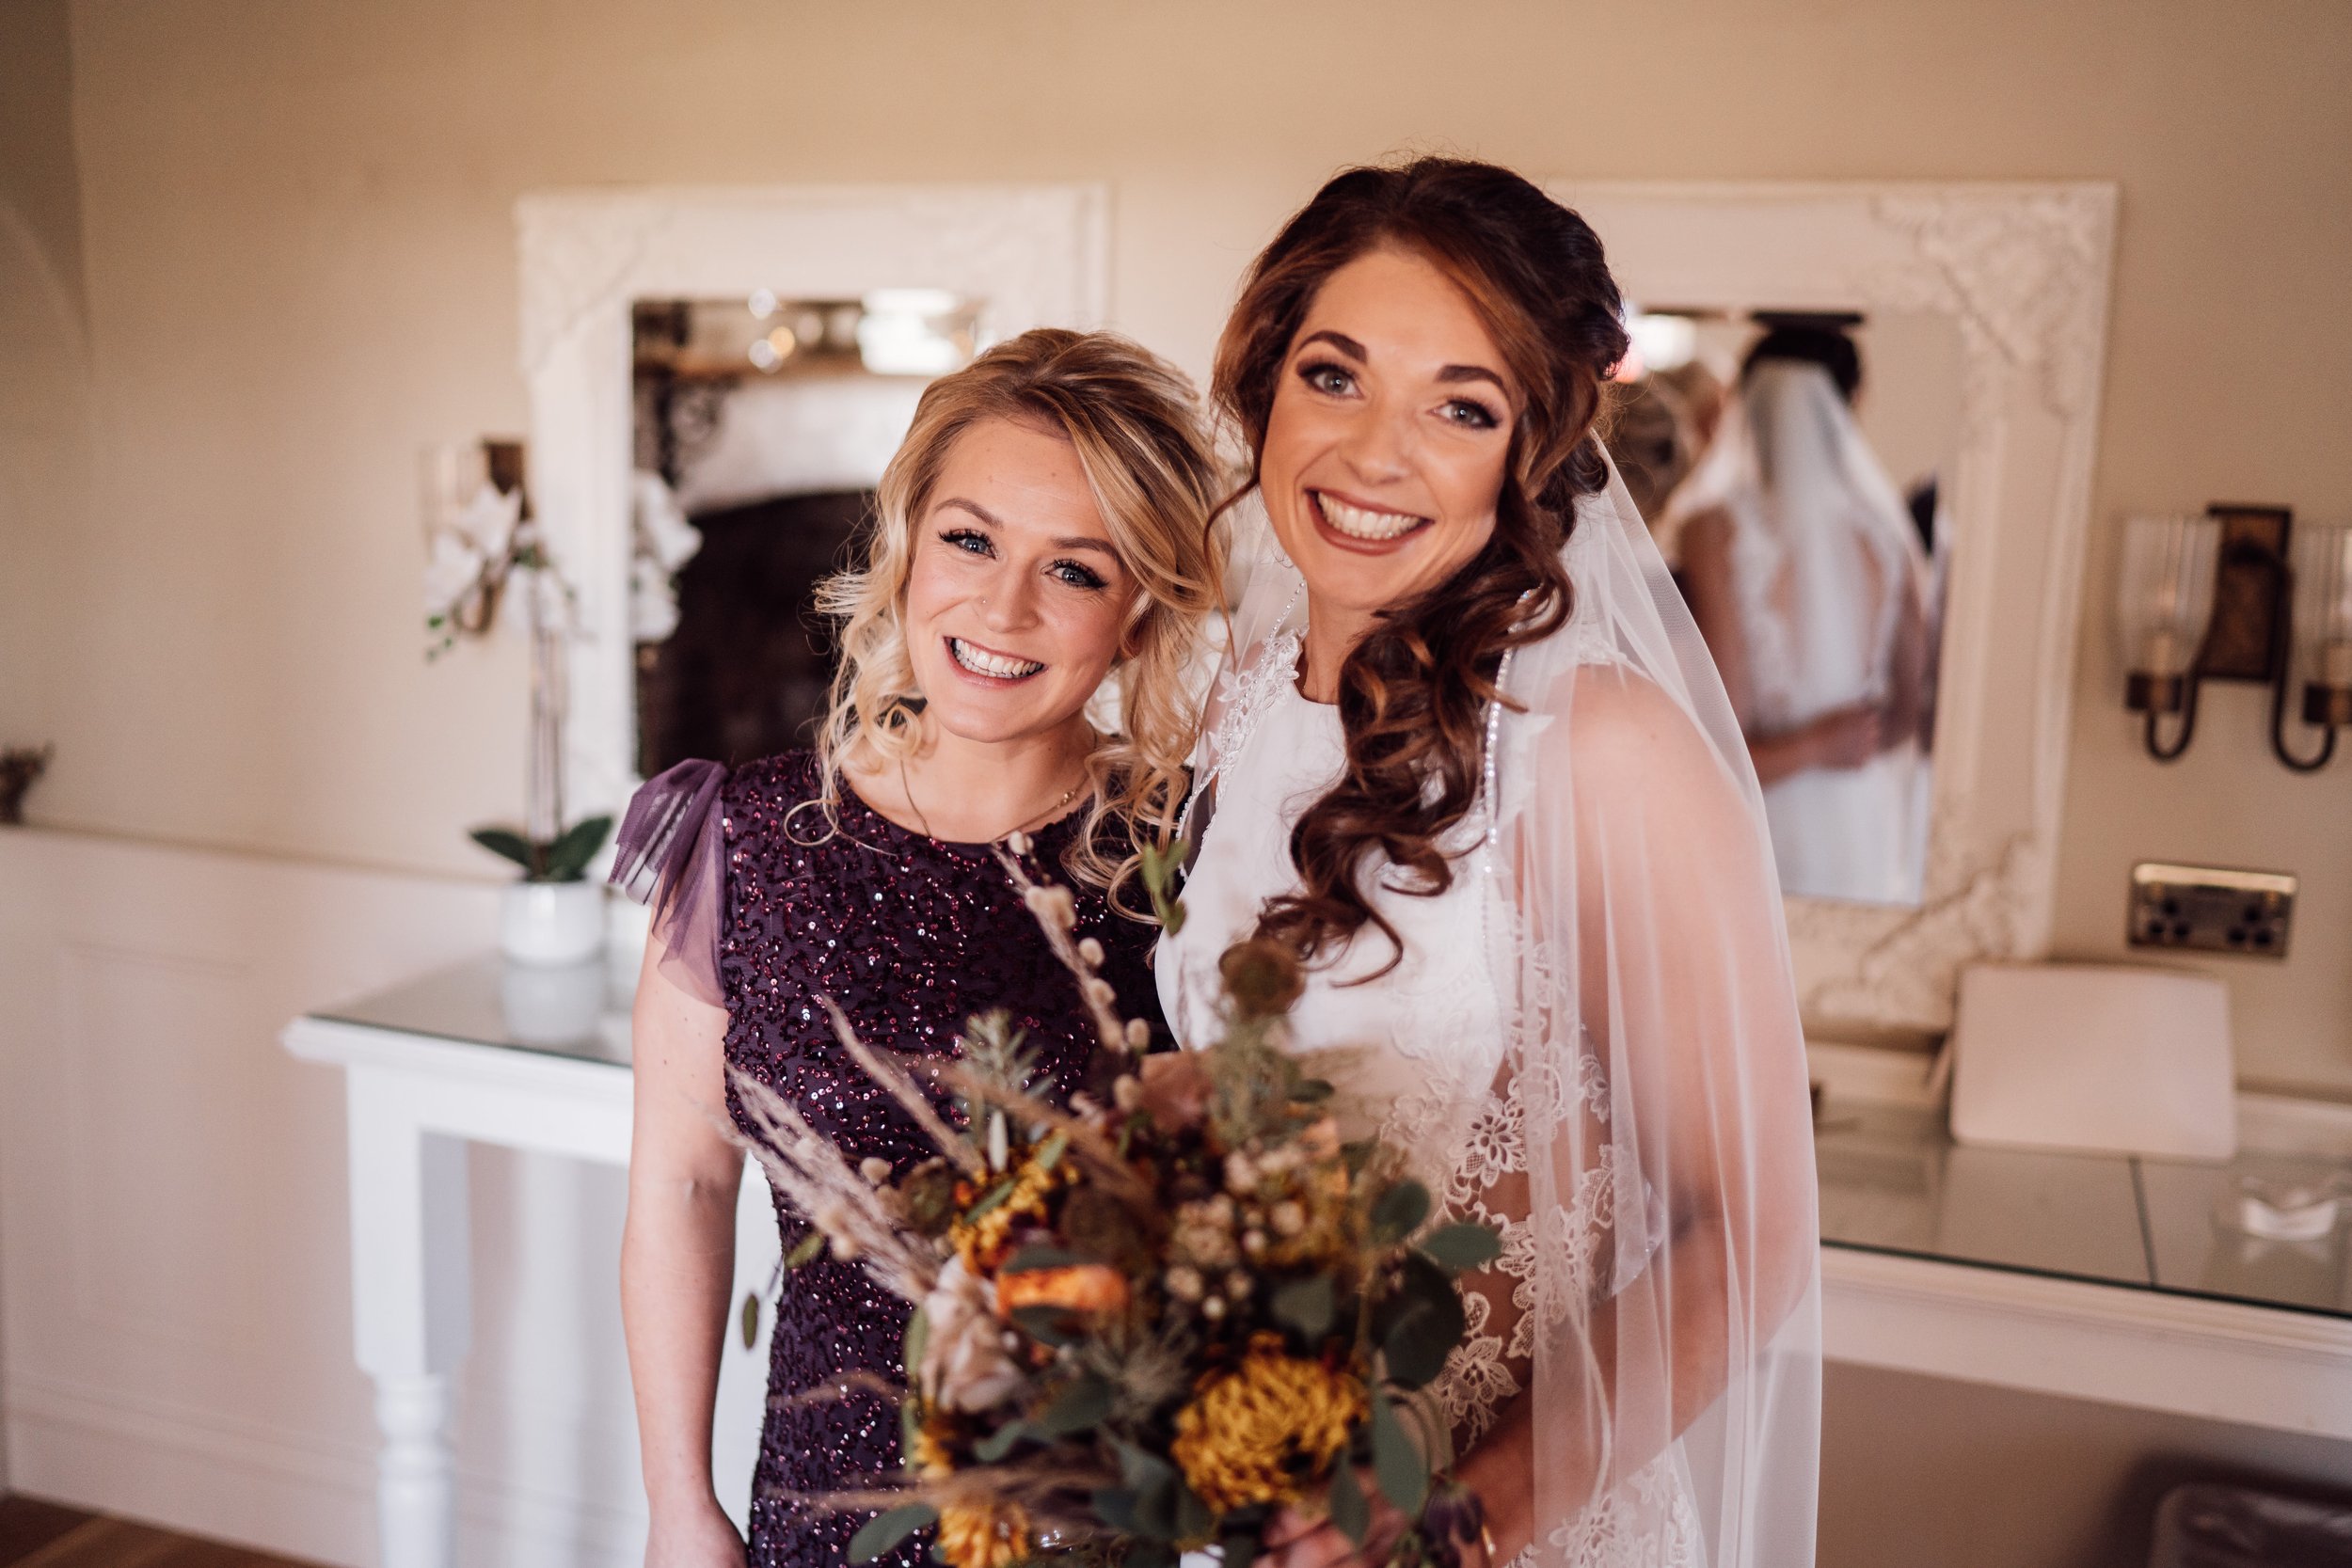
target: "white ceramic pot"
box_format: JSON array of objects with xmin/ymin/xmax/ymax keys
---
[
  {"xmin": 499, "ymin": 958, "xmax": 607, "ymax": 1047},
  {"xmin": 501, "ymin": 879, "xmax": 605, "ymax": 967}
]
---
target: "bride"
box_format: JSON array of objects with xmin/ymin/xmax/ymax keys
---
[{"xmin": 1157, "ymin": 160, "xmax": 1820, "ymax": 1568}]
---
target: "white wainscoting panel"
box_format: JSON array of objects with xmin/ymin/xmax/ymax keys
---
[{"xmin": 0, "ymin": 828, "xmax": 664, "ymax": 1566}]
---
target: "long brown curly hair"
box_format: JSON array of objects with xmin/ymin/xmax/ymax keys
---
[{"xmin": 1212, "ymin": 158, "xmax": 1629, "ymax": 973}]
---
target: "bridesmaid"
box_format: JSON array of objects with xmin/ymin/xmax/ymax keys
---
[{"xmin": 614, "ymin": 328, "xmax": 1223, "ymax": 1568}]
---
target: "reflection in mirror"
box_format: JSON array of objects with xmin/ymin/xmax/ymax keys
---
[
  {"xmin": 1607, "ymin": 308, "xmax": 1963, "ymax": 907},
  {"xmin": 628, "ymin": 293, "xmax": 980, "ymax": 777}
]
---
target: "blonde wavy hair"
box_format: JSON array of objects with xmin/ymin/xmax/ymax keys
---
[{"xmin": 812, "ymin": 327, "xmax": 1224, "ymax": 912}]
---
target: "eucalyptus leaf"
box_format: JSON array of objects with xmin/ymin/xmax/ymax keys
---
[
  {"xmin": 849, "ymin": 1502, "xmax": 937, "ymax": 1565},
  {"xmin": 1115, "ymin": 1439, "xmax": 1178, "ymax": 1492},
  {"xmin": 1034, "ymin": 1373, "xmax": 1114, "ymax": 1436},
  {"xmin": 1417, "ymin": 1222, "xmax": 1502, "ymax": 1275},
  {"xmin": 1270, "ymin": 1275, "xmax": 1336, "ymax": 1340},
  {"xmin": 1174, "ymin": 1483, "xmax": 1214, "ymax": 1544},
  {"xmin": 1034, "ymin": 1129, "xmax": 1070, "ymax": 1170},
  {"xmin": 901, "ymin": 1306, "xmax": 930, "ymax": 1386},
  {"xmin": 785, "ymin": 1231, "xmax": 826, "ymax": 1268},
  {"xmin": 1370, "ymin": 1389, "xmax": 1429, "ymax": 1517},
  {"xmin": 739, "ymin": 1291, "xmax": 760, "ymax": 1351},
  {"xmin": 1118, "ymin": 1441, "xmax": 1182, "ymax": 1541},
  {"xmin": 1132, "ymin": 1468, "xmax": 1179, "ymax": 1541},
  {"xmin": 961, "ymin": 1175, "xmax": 1019, "ymax": 1224},
  {"xmin": 1381, "ymin": 1295, "xmax": 1464, "ymax": 1391},
  {"xmin": 1328, "ymin": 1459, "xmax": 1371, "ymax": 1546},
  {"xmin": 1090, "ymin": 1488, "xmax": 1140, "ymax": 1532},
  {"xmin": 1001, "ymin": 1243, "xmax": 1096, "ymax": 1274},
  {"xmin": 1371, "ymin": 1179, "xmax": 1433, "ymax": 1244},
  {"xmin": 1008, "ymin": 1305, "xmax": 1077, "ymax": 1348},
  {"xmin": 974, "ymin": 1420, "xmax": 1033, "ymax": 1463}
]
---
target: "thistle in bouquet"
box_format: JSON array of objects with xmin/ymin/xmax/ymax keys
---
[{"xmin": 728, "ymin": 841, "xmax": 1502, "ymax": 1568}]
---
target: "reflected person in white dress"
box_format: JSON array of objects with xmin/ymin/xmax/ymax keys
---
[
  {"xmin": 1157, "ymin": 161, "xmax": 1820, "ymax": 1568},
  {"xmin": 1661, "ymin": 336, "xmax": 1933, "ymax": 907}
]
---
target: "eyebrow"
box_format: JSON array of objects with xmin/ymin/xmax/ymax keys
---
[
  {"xmin": 1297, "ymin": 329, "xmax": 1510, "ymax": 398},
  {"xmin": 936, "ymin": 497, "xmax": 1119, "ymax": 557}
]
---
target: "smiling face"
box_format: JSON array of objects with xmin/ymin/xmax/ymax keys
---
[
  {"xmin": 1259, "ymin": 245, "xmax": 1520, "ymax": 633},
  {"xmin": 900, "ymin": 416, "xmax": 1137, "ymax": 748}
]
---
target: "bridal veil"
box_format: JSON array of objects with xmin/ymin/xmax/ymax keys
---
[{"xmin": 1200, "ymin": 458, "xmax": 1821, "ymax": 1568}]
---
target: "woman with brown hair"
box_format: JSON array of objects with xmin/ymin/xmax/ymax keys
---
[
  {"xmin": 613, "ymin": 327, "xmax": 1222, "ymax": 1568},
  {"xmin": 1159, "ymin": 161, "xmax": 1820, "ymax": 1568}
]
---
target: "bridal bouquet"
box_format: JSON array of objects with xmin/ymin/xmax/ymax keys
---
[{"xmin": 731, "ymin": 847, "xmax": 1497, "ymax": 1568}]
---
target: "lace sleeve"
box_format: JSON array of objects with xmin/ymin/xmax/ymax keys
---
[{"xmin": 610, "ymin": 758, "xmax": 728, "ymax": 1008}]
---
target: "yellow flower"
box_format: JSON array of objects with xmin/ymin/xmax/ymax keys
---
[
  {"xmin": 1170, "ymin": 1337, "xmax": 1367, "ymax": 1512},
  {"xmin": 935, "ymin": 1500, "xmax": 1030, "ymax": 1568},
  {"xmin": 908, "ymin": 1421, "xmax": 953, "ymax": 1479},
  {"xmin": 950, "ymin": 1155, "xmax": 1071, "ymax": 1272}
]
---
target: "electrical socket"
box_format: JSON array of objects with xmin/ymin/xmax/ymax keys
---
[{"xmin": 2128, "ymin": 862, "xmax": 2297, "ymax": 959}]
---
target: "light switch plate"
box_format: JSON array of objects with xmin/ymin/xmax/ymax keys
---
[{"xmin": 2128, "ymin": 862, "xmax": 2296, "ymax": 958}]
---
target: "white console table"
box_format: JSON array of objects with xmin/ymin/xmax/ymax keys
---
[{"xmin": 288, "ymin": 958, "xmax": 2352, "ymax": 1568}]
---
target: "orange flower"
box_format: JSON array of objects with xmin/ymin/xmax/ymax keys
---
[
  {"xmin": 935, "ymin": 1500, "xmax": 1030, "ymax": 1568},
  {"xmin": 995, "ymin": 1263, "xmax": 1130, "ymax": 1317}
]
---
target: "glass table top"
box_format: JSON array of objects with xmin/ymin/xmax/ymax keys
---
[
  {"xmin": 311, "ymin": 958, "xmax": 2352, "ymax": 1323},
  {"xmin": 313, "ymin": 954, "xmax": 636, "ymax": 1069},
  {"xmin": 1817, "ymin": 1099, "xmax": 2352, "ymax": 1321}
]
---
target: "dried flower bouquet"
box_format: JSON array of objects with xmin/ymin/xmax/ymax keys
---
[{"xmin": 728, "ymin": 845, "xmax": 1498, "ymax": 1568}]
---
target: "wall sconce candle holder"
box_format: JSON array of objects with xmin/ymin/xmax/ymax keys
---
[{"xmin": 2119, "ymin": 506, "xmax": 2352, "ymax": 771}]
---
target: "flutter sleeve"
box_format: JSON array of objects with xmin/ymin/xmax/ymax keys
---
[{"xmin": 609, "ymin": 758, "xmax": 729, "ymax": 1008}]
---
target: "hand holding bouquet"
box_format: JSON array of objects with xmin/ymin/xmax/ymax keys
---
[{"xmin": 731, "ymin": 849, "xmax": 1498, "ymax": 1568}]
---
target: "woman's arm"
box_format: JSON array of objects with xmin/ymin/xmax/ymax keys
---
[
  {"xmin": 1879, "ymin": 564, "xmax": 1931, "ymax": 752},
  {"xmin": 1274, "ymin": 671, "xmax": 1816, "ymax": 1568},
  {"xmin": 1672, "ymin": 508, "xmax": 1752, "ymax": 728},
  {"xmin": 1460, "ymin": 670, "xmax": 1815, "ymax": 1563},
  {"xmin": 620, "ymin": 937, "xmax": 749, "ymax": 1566}
]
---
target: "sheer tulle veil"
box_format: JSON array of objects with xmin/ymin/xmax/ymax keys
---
[{"xmin": 1198, "ymin": 458, "xmax": 1821, "ymax": 1568}]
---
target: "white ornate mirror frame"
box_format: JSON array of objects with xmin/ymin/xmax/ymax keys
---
[
  {"xmin": 1558, "ymin": 182, "xmax": 2118, "ymax": 1037},
  {"xmin": 515, "ymin": 183, "xmax": 1109, "ymax": 825}
]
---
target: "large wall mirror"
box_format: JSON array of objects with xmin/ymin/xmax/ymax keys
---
[
  {"xmin": 628, "ymin": 292, "xmax": 979, "ymax": 774},
  {"xmin": 516, "ymin": 182, "xmax": 1106, "ymax": 811},
  {"xmin": 521, "ymin": 182, "xmax": 2115, "ymax": 1042},
  {"xmin": 1565, "ymin": 183, "xmax": 2117, "ymax": 1038}
]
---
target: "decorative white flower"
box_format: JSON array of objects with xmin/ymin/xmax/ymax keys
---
[
  {"xmin": 451, "ymin": 481, "xmax": 521, "ymax": 562},
  {"xmin": 630, "ymin": 555, "xmax": 681, "ymax": 642},
  {"xmin": 423, "ymin": 531, "xmax": 488, "ymax": 621},
  {"xmin": 627, "ymin": 469, "xmax": 703, "ymax": 647},
  {"xmin": 513, "ymin": 557, "xmax": 576, "ymax": 633},
  {"xmin": 917, "ymin": 1256, "xmax": 1028, "ymax": 1414},
  {"xmin": 632, "ymin": 469, "xmax": 703, "ymax": 572}
]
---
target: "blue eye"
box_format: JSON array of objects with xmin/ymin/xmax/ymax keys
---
[
  {"xmin": 1299, "ymin": 359, "xmax": 1357, "ymax": 397},
  {"xmin": 941, "ymin": 528, "xmax": 993, "ymax": 556},
  {"xmin": 1050, "ymin": 561, "xmax": 1108, "ymax": 591},
  {"xmin": 1444, "ymin": 398, "xmax": 1501, "ymax": 430}
]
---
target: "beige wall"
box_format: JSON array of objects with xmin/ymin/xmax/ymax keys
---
[
  {"xmin": 0, "ymin": 0, "xmax": 88, "ymax": 847},
  {"xmin": 12, "ymin": 0, "xmax": 2352, "ymax": 1087}
]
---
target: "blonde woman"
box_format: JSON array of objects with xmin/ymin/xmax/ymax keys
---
[{"xmin": 612, "ymin": 329, "xmax": 1222, "ymax": 1568}]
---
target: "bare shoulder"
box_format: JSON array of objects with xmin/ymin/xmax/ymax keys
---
[{"xmin": 1529, "ymin": 663, "xmax": 1749, "ymax": 832}]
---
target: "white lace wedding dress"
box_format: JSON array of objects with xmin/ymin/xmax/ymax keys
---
[{"xmin": 1158, "ymin": 467, "xmax": 1820, "ymax": 1568}]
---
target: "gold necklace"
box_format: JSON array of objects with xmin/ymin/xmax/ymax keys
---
[{"xmin": 898, "ymin": 757, "xmax": 1087, "ymax": 844}]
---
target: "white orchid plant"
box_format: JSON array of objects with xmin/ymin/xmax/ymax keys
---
[{"xmin": 421, "ymin": 458, "xmax": 609, "ymax": 883}]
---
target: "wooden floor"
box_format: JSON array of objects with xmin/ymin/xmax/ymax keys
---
[{"xmin": 0, "ymin": 1497, "xmax": 326, "ymax": 1568}]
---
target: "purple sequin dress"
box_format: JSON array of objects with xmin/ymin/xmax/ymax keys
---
[{"xmin": 612, "ymin": 751, "xmax": 1163, "ymax": 1568}]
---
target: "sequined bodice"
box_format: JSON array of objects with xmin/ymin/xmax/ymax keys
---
[{"xmin": 710, "ymin": 752, "xmax": 1162, "ymax": 1567}]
